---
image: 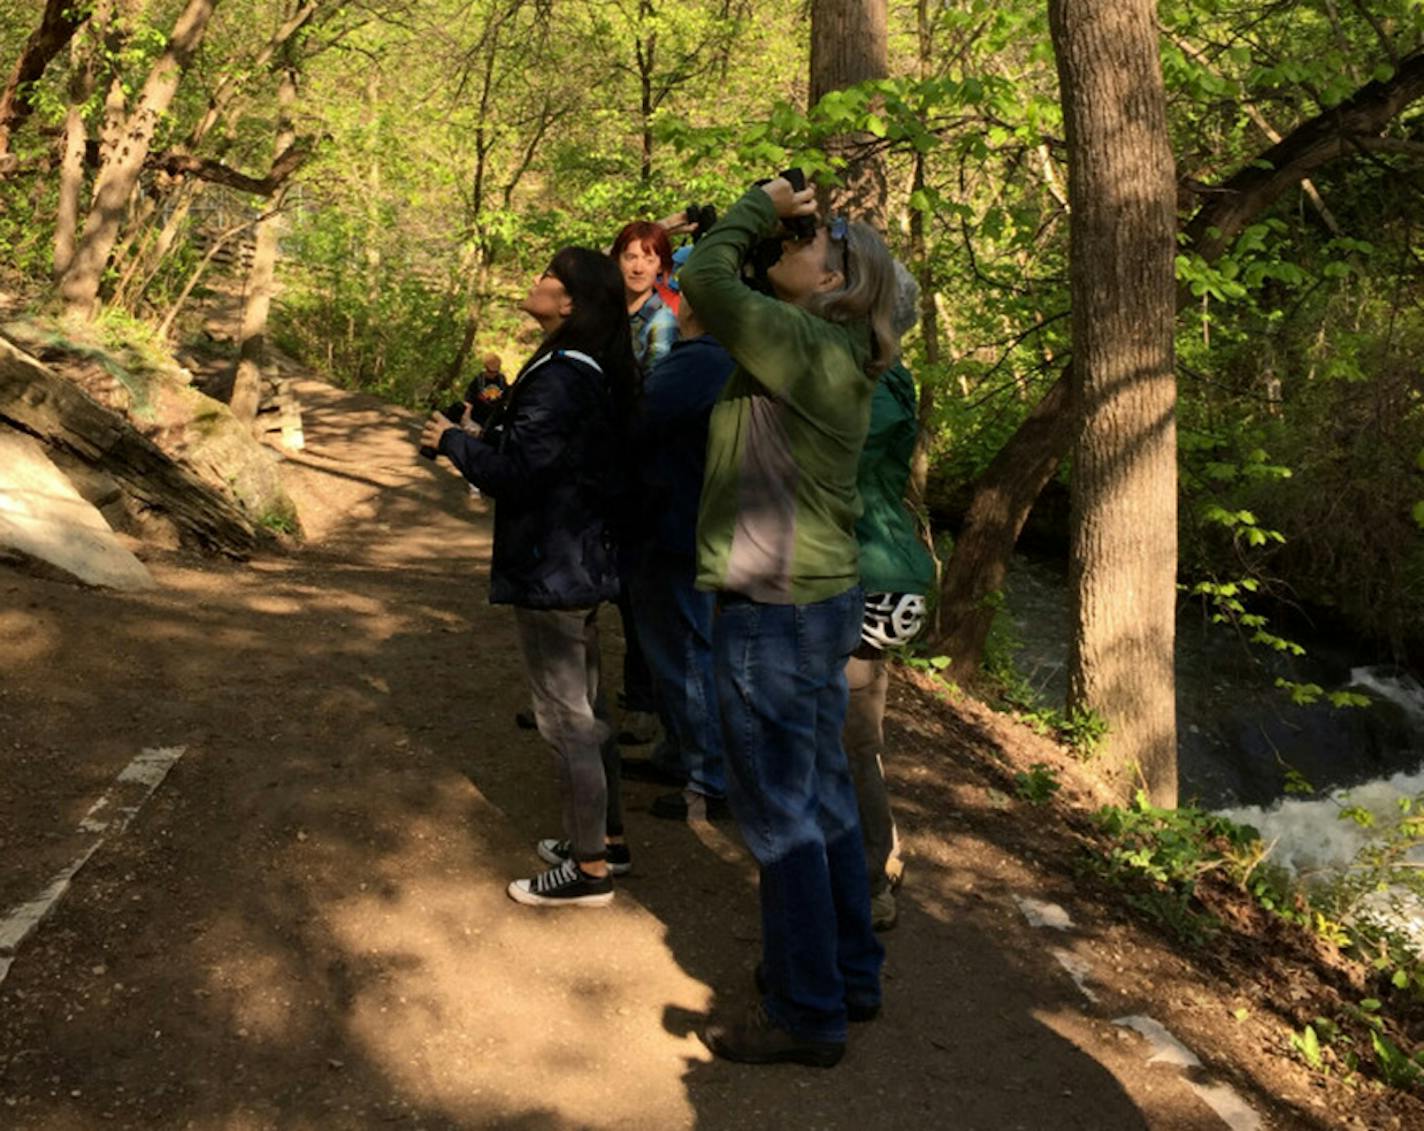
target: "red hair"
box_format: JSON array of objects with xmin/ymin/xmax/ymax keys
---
[{"xmin": 611, "ymin": 221, "xmax": 673, "ymax": 276}]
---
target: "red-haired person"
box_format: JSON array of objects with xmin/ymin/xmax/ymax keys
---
[{"xmin": 608, "ymin": 220, "xmax": 680, "ymax": 748}]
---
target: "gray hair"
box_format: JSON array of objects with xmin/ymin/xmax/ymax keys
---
[
  {"xmin": 890, "ymin": 260, "xmax": 920, "ymax": 340},
  {"xmin": 806, "ymin": 221, "xmax": 898, "ymax": 379}
]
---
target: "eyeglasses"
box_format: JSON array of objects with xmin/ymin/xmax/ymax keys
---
[{"xmin": 826, "ymin": 215, "xmax": 850, "ymax": 287}]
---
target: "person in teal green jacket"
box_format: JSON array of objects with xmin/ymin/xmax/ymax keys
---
[
  {"xmin": 680, "ymin": 176, "xmax": 899, "ymax": 1069},
  {"xmin": 845, "ymin": 261, "xmax": 936, "ymax": 933}
]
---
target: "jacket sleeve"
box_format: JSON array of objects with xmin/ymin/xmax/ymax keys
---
[
  {"xmin": 679, "ymin": 189, "xmax": 853, "ymax": 410},
  {"xmin": 640, "ymin": 342, "xmax": 732, "ymax": 431},
  {"xmin": 438, "ymin": 360, "xmax": 593, "ymax": 502}
]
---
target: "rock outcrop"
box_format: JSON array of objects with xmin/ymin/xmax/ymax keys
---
[
  {"xmin": 0, "ymin": 327, "xmax": 300, "ymax": 558},
  {"xmin": 0, "ymin": 430, "xmax": 155, "ymax": 590}
]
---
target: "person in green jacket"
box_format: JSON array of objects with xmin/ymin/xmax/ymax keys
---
[
  {"xmin": 846, "ymin": 262, "xmax": 936, "ymax": 933},
  {"xmin": 679, "ymin": 176, "xmax": 899, "ymax": 1069}
]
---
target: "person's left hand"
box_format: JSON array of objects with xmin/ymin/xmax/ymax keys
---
[{"xmin": 420, "ymin": 412, "xmax": 453, "ymax": 452}]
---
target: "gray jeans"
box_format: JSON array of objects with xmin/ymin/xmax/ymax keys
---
[
  {"xmin": 844, "ymin": 651, "xmax": 900, "ymax": 896},
  {"xmin": 513, "ymin": 606, "xmax": 623, "ymax": 863}
]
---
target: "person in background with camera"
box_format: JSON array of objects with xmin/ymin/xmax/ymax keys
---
[
  {"xmin": 628, "ymin": 290, "xmax": 735, "ymax": 821},
  {"xmin": 608, "ymin": 220, "xmax": 679, "ymax": 748},
  {"xmin": 679, "ymin": 174, "xmax": 898, "ymax": 1067},
  {"xmin": 419, "ymin": 247, "xmax": 637, "ymax": 906},
  {"xmin": 845, "ymin": 261, "xmax": 936, "ymax": 933}
]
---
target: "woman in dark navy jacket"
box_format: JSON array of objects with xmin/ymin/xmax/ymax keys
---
[{"xmin": 420, "ymin": 247, "xmax": 637, "ymax": 907}]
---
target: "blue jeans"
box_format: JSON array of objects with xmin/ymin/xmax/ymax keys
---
[
  {"xmin": 713, "ymin": 586, "xmax": 883, "ymax": 1042},
  {"xmin": 631, "ymin": 552, "xmax": 726, "ymax": 798}
]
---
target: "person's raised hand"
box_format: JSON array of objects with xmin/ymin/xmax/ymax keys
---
[{"xmin": 759, "ymin": 176, "xmax": 816, "ymax": 222}]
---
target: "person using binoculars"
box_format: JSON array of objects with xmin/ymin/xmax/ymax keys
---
[{"xmin": 679, "ymin": 174, "xmax": 899, "ymax": 1068}]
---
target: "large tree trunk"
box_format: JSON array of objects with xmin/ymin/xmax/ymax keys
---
[
  {"xmin": 1050, "ymin": 0, "xmax": 1178, "ymax": 805},
  {"xmin": 230, "ymin": 64, "xmax": 297, "ymax": 426},
  {"xmin": 57, "ymin": 0, "xmax": 220, "ymax": 318},
  {"xmin": 809, "ymin": 0, "xmax": 887, "ymax": 225},
  {"xmin": 932, "ymin": 46, "xmax": 1424, "ymax": 689},
  {"xmin": 0, "ymin": 0, "xmax": 90, "ymax": 173}
]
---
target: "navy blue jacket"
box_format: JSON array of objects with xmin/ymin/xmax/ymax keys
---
[
  {"xmin": 634, "ymin": 335, "xmax": 734, "ymax": 560},
  {"xmin": 439, "ymin": 351, "xmax": 621, "ymax": 608}
]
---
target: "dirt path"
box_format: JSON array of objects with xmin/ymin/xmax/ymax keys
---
[{"xmin": 0, "ymin": 376, "xmax": 1396, "ymax": 1129}]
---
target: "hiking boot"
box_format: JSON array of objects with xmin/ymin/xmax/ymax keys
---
[
  {"xmin": 650, "ymin": 789, "xmax": 729, "ymax": 822},
  {"xmin": 507, "ymin": 858, "xmax": 613, "ymax": 907},
  {"xmin": 701, "ymin": 1002, "xmax": 844, "ymax": 1068},
  {"xmin": 754, "ymin": 963, "xmax": 880, "ymax": 1023},
  {"xmin": 870, "ymin": 890, "xmax": 898, "ymax": 932},
  {"xmin": 514, "ymin": 709, "xmax": 537, "ymax": 731},
  {"xmin": 616, "ymin": 709, "xmax": 659, "ymax": 746},
  {"xmin": 620, "ymin": 757, "xmax": 686, "ymax": 787},
  {"xmin": 536, "ymin": 837, "xmax": 632, "ymax": 876}
]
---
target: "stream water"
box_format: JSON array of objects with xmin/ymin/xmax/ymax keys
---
[{"xmin": 1002, "ymin": 556, "xmax": 1424, "ymax": 941}]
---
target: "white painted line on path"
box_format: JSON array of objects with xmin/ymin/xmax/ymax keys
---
[{"xmin": 0, "ymin": 745, "xmax": 187, "ymax": 989}]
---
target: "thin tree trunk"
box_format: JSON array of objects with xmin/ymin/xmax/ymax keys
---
[
  {"xmin": 58, "ymin": 0, "xmax": 221, "ymax": 317},
  {"xmin": 809, "ymin": 0, "xmax": 888, "ymax": 225},
  {"xmin": 230, "ymin": 63, "xmax": 297, "ymax": 426},
  {"xmin": 54, "ymin": 19, "xmax": 103, "ymax": 277},
  {"xmin": 128, "ymin": 183, "xmax": 203, "ymax": 306},
  {"xmin": 0, "ymin": 0, "xmax": 90, "ymax": 172},
  {"xmin": 1051, "ymin": 0, "xmax": 1178, "ymax": 805},
  {"xmin": 905, "ymin": 0, "xmax": 938, "ymax": 502},
  {"xmin": 636, "ymin": 0, "xmax": 656, "ymax": 185}
]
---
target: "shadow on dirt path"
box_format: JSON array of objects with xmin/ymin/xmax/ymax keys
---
[{"xmin": 0, "ymin": 375, "xmax": 1338, "ymax": 1129}]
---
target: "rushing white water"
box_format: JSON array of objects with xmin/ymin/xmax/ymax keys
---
[
  {"xmin": 1218, "ymin": 766, "xmax": 1424, "ymax": 876},
  {"xmin": 1217, "ymin": 677, "xmax": 1424, "ymax": 953},
  {"xmin": 1348, "ymin": 666, "xmax": 1424, "ymax": 722}
]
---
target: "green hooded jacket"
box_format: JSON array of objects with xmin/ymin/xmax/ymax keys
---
[{"xmin": 856, "ymin": 362, "xmax": 935, "ymax": 596}]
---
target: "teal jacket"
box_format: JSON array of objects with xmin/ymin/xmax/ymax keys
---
[{"xmin": 856, "ymin": 362, "xmax": 935, "ymax": 596}]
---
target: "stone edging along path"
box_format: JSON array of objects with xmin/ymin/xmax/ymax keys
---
[
  {"xmin": 0, "ymin": 746, "xmax": 187, "ymax": 989},
  {"xmin": 1012, "ymin": 894, "xmax": 1263, "ymax": 1131}
]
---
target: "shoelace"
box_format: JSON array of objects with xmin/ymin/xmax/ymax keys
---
[{"xmin": 532, "ymin": 858, "xmax": 580, "ymax": 894}]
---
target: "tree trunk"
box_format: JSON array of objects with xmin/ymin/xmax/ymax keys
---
[
  {"xmin": 637, "ymin": 0, "xmax": 656, "ymax": 185},
  {"xmin": 230, "ymin": 63, "xmax": 297, "ymax": 426},
  {"xmin": 58, "ymin": 0, "xmax": 220, "ymax": 318},
  {"xmin": 54, "ymin": 21, "xmax": 103, "ymax": 278},
  {"xmin": 809, "ymin": 0, "xmax": 887, "ymax": 225},
  {"xmin": 905, "ymin": 0, "xmax": 940, "ymax": 511},
  {"xmin": 1049, "ymin": 0, "xmax": 1178, "ymax": 805},
  {"xmin": 931, "ymin": 373, "xmax": 1073, "ymax": 675},
  {"xmin": 0, "ymin": 0, "xmax": 90, "ymax": 173}
]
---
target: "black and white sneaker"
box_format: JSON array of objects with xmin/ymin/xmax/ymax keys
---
[
  {"xmin": 537, "ymin": 838, "xmax": 632, "ymax": 876},
  {"xmin": 507, "ymin": 858, "xmax": 614, "ymax": 907}
]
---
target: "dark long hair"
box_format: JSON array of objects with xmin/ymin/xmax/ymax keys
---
[{"xmin": 522, "ymin": 247, "xmax": 638, "ymax": 422}]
